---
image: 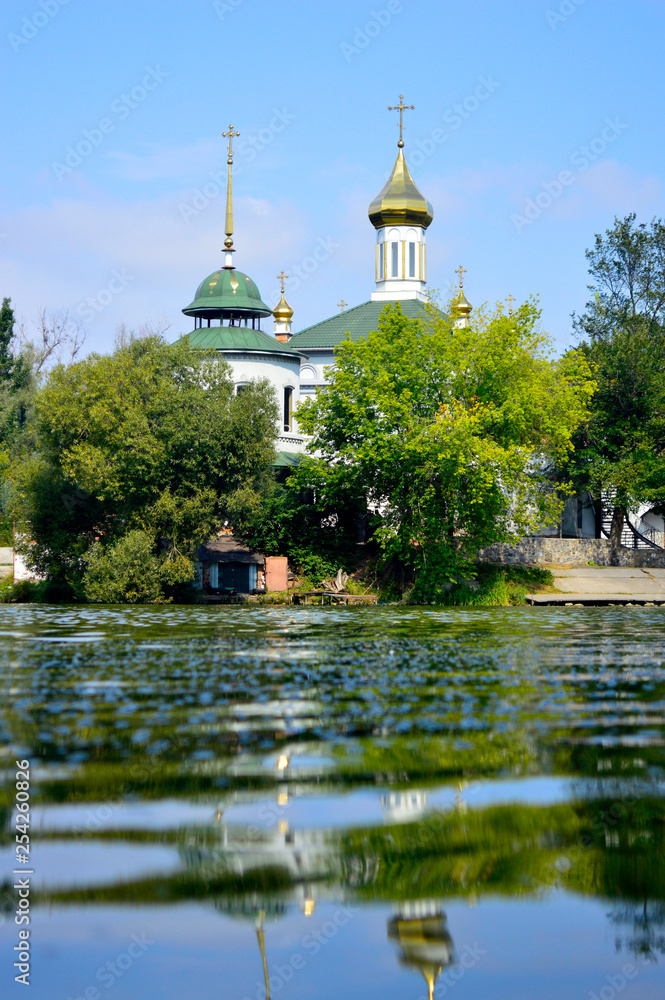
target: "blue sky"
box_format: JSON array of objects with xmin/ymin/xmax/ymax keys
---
[{"xmin": 1, "ymin": 0, "xmax": 664, "ymax": 355}]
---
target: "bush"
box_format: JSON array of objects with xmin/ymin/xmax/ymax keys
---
[{"xmin": 83, "ymin": 531, "xmax": 169, "ymax": 604}]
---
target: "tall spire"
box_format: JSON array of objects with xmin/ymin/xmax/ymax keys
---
[
  {"xmin": 370, "ymin": 95, "xmax": 433, "ymax": 303},
  {"xmin": 222, "ymin": 125, "xmax": 240, "ymax": 268}
]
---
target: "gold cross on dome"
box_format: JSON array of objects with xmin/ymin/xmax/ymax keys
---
[
  {"xmin": 277, "ymin": 270, "xmax": 288, "ymax": 293},
  {"xmin": 388, "ymin": 95, "xmax": 414, "ymax": 145},
  {"xmin": 506, "ymin": 293, "xmax": 516, "ymax": 314},
  {"xmin": 338, "ymin": 299, "xmax": 348, "ymax": 312},
  {"xmin": 455, "ymin": 264, "xmax": 467, "ymax": 290},
  {"xmin": 222, "ymin": 124, "xmax": 240, "ymax": 162}
]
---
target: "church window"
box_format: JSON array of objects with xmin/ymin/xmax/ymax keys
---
[
  {"xmin": 391, "ymin": 242, "xmax": 398, "ymax": 277},
  {"xmin": 283, "ymin": 386, "xmax": 293, "ymax": 431},
  {"xmin": 409, "ymin": 242, "xmax": 416, "ymax": 277}
]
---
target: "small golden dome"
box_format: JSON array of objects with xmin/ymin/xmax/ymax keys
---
[
  {"xmin": 455, "ymin": 291, "xmax": 472, "ymax": 315},
  {"xmin": 273, "ymin": 292, "xmax": 294, "ymax": 322},
  {"xmin": 368, "ymin": 148, "xmax": 433, "ymax": 230}
]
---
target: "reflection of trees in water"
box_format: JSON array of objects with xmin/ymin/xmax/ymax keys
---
[{"xmin": 610, "ymin": 901, "xmax": 665, "ymax": 963}]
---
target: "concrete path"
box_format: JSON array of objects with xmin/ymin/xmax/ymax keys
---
[{"xmin": 526, "ymin": 567, "xmax": 665, "ymax": 605}]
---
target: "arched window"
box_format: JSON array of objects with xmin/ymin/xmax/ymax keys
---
[{"xmin": 283, "ymin": 386, "xmax": 294, "ymax": 431}]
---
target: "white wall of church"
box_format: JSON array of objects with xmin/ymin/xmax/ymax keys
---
[{"xmin": 223, "ymin": 352, "xmax": 303, "ymax": 444}]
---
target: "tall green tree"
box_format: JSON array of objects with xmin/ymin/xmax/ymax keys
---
[
  {"xmin": 295, "ymin": 300, "xmax": 593, "ymax": 599},
  {"xmin": 9, "ymin": 335, "xmax": 278, "ymax": 599},
  {"xmin": 568, "ymin": 214, "xmax": 665, "ymax": 546},
  {"xmin": 0, "ymin": 298, "xmax": 33, "ymax": 449}
]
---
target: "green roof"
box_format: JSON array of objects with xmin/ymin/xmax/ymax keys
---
[
  {"xmin": 289, "ymin": 299, "xmax": 428, "ymax": 349},
  {"xmin": 181, "ymin": 326, "xmax": 305, "ymax": 358},
  {"xmin": 275, "ymin": 450, "xmax": 304, "ymax": 468},
  {"xmin": 183, "ymin": 268, "xmax": 272, "ymax": 318}
]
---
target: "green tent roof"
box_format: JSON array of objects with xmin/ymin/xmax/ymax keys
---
[
  {"xmin": 275, "ymin": 450, "xmax": 304, "ymax": 468},
  {"xmin": 183, "ymin": 268, "xmax": 272, "ymax": 318},
  {"xmin": 181, "ymin": 326, "xmax": 305, "ymax": 357},
  {"xmin": 289, "ymin": 299, "xmax": 428, "ymax": 349}
]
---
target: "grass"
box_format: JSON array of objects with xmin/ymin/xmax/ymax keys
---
[{"xmin": 442, "ymin": 565, "xmax": 555, "ymax": 606}]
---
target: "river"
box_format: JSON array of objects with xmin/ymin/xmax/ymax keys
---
[{"xmin": 1, "ymin": 604, "xmax": 664, "ymax": 999}]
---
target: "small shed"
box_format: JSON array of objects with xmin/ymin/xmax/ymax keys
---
[{"xmin": 196, "ymin": 535, "xmax": 265, "ymax": 594}]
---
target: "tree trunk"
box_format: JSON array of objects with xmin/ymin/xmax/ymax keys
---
[{"xmin": 609, "ymin": 506, "xmax": 625, "ymax": 562}]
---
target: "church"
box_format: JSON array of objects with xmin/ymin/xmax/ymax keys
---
[
  {"xmin": 177, "ymin": 101, "xmax": 473, "ymax": 467},
  {"xmin": 178, "ymin": 101, "xmax": 665, "ymax": 568}
]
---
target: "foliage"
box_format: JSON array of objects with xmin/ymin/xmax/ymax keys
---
[
  {"xmin": 296, "ymin": 300, "xmax": 594, "ymax": 599},
  {"xmin": 441, "ymin": 565, "xmax": 554, "ymax": 606},
  {"xmin": 567, "ymin": 214, "xmax": 665, "ymax": 539},
  {"xmin": 227, "ymin": 456, "xmax": 367, "ymax": 581},
  {"xmin": 83, "ymin": 530, "xmax": 172, "ymax": 604},
  {"xmin": 0, "ymin": 298, "xmax": 34, "ymax": 454},
  {"xmin": 8, "ymin": 336, "xmax": 278, "ymax": 600}
]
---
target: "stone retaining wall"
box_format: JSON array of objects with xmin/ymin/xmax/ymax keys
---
[{"xmin": 478, "ymin": 537, "xmax": 665, "ymax": 568}]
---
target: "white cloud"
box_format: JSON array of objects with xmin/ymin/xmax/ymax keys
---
[{"xmin": 0, "ymin": 191, "xmax": 309, "ymax": 352}]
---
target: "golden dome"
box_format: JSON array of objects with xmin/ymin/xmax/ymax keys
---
[
  {"xmin": 455, "ymin": 291, "xmax": 472, "ymax": 315},
  {"xmin": 273, "ymin": 292, "xmax": 294, "ymax": 322},
  {"xmin": 368, "ymin": 148, "xmax": 433, "ymax": 230}
]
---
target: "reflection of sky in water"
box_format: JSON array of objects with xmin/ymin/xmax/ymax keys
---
[
  {"xmin": 2, "ymin": 897, "xmax": 664, "ymax": 1000},
  {"xmin": 0, "ymin": 841, "xmax": 181, "ymax": 889},
  {"xmin": 1, "ymin": 605, "xmax": 665, "ymax": 997}
]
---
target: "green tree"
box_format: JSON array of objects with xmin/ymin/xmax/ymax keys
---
[
  {"xmin": 227, "ymin": 457, "xmax": 367, "ymax": 583},
  {"xmin": 0, "ymin": 298, "xmax": 33, "ymax": 450},
  {"xmin": 296, "ymin": 300, "xmax": 593, "ymax": 599},
  {"xmin": 569, "ymin": 214, "xmax": 665, "ymax": 546},
  {"xmin": 9, "ymin": 335, "xmax": 278, "ymax": 599}
]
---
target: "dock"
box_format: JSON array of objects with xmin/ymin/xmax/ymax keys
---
[{"xmin": 292, "ymin": 591, "xmax": 378, "ymax": 606}]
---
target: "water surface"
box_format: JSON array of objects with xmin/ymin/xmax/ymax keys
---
[{"xmin": 1, "ymin": 605, "xmax": 664, "ymax": 999}]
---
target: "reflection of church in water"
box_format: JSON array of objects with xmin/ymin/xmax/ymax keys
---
[{"xmin": 181, "ymin": 765, "xmax": 456, "ymax": 999}]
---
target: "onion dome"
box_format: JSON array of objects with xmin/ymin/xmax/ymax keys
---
[
  {"xmin": 272, "ymin": 291, "xmax": 294, "ymax": 323},
  {"xmin": 455, "ymin": 290, "xmax": 472, "ymax": 318},
  {"xmin": 182, "ymin": 268, "xmax": 272, "ymax": 320},
  {"xmin": 368, "ymin": 148, "xmax": 434, "ymax": 230}
]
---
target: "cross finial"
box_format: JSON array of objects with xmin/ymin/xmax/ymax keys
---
[
  {"xmin": 277, "ymin": 270, "xmax": 288, "ymax": 294},
  {"xmin": 338, "ymin": 298, "xmax": 348, "ymax": 312},
  {"xmin": 506, "ymin": 293, "xmax": 516, "ymax": 314},
  {"xmin": 388, "ymin": 94, "xmax": 414, "ymax": 148},
  {"xmin": 222, "ymin": 124, "xmax": 240, "ymax": 163},
  {"xmin": 455, "ymin": 264, "xmax": 467, "ymax": 290}
]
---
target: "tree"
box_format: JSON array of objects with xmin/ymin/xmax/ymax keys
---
[
  {"xmin": 568, "ymin": 214, "xmax": 665, "ymax": 547},
  {"xmin": 295, "ymin": 300, "xmax": 593, "ymax": 599},
  {"xmin": 227, "ymin": 457, "xmax": 367, "ymax": 583},
  {"xmin": 8, "ymin": 335, "xmax": 278, "ymax": 599}
]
